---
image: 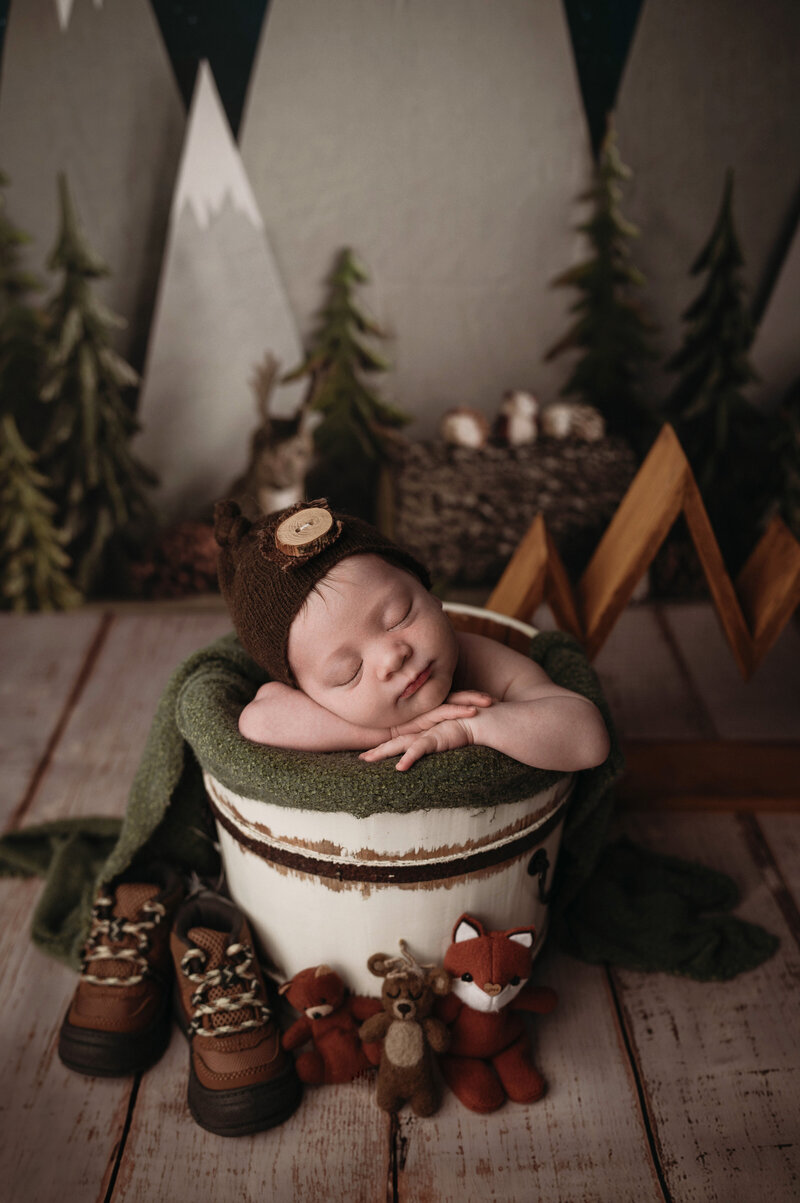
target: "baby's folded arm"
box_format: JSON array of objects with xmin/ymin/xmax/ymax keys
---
[
  {"xmin": 239, "ymin": 681, "xmax": 390, "ymax": 752},
  {"xmin": 455, "ymin": 632, "xmax": 610, "ymax": 770},
  {"xmin": 460, "ymin": 694, "xmax": 609, "ymax": 771}
]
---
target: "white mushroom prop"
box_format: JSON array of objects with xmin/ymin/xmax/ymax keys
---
[
  {"xmin": 494, "ymin": 390, "xmax": 540, "ymax": 446},
  {"xmin": 540, "ymin": 402, "xmax": 605, "ymax": 442},
  {"xmin": 439, "ymin": 407, "xmax": 490, "ymax": 449}
]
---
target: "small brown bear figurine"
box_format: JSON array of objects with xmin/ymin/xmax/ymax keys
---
[
  {"xmin": 358, "ymin": 940, "xmax": 451, "ymax": 1117},
  {"xmin": 279, "ymin": 965, "xmax": 382, "ymax": 1085}
]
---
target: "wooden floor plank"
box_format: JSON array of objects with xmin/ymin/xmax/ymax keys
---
[
  {"xmin": 3, "ymin": 615, "xmax": 233, "ymax": 1203},
  {"xmin": 112, "ymin": 1038, "xmax": 390, "ymax": 1203},
  {"xmin": 6, "ymin": 612, "xmax": 799, "ymax": 1200},
  {"xmin": 0, "ymin": 877, "xmax": 137, "ymax": 1203},
  {"xmin": 395, "ymin": 947, "xmax": 662, "ymax": 1203},
  {"xmin": 754, "ymin": 814, "xmax": 800, "ymax": 914},
  {"xmin": 661, "ymin": 605, "xmax": 800, "ymax": 741},
  {"xmin": 613, "ymin": 811, "xmax": 800, "ymax": 1203},
  {"xmin": 26, "ymin": 614, "xmax": 231, "ymax": 826},
  {"xmin": 0, "ymin": 611, "xmax": 104, "ymax": 828}
]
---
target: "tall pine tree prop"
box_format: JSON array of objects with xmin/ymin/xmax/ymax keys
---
[
  {"xmin": 284, "ymin": 248, "xmax": 410, "ymax": 519},
  {"xmin": 0, "ymin": 172, "xmax": 80, "ymax": 610},
  {"xmin": 664, "ymin": 169, "xmax": 768, "ymax": 571},
  {"xmin": 41, "ymin": 173, "xmax": 156, "ymax": 596},
  {"xmin": 0, "ymin": 170, "xmax": 46, "ymax": 440},
  {"xmin": 545, "ymin": 119, "xmax": 657, "ymax": 453},
  {"xmin": 0, "ymin": 413, "xmax": 81, "ymax": 610}
]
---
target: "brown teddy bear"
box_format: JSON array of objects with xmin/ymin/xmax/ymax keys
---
[
  {"xmin": 279, "ymin": 965, "xmax": 382, "ymax": 1084},
  {"xmin": 358, "ymin": 940, "xmax": 451, "ymax": 1116}
]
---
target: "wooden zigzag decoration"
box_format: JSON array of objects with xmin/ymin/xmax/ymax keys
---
[{"xmin": 487, "ymin": 424, "xmax": 800, "ymax": 680}]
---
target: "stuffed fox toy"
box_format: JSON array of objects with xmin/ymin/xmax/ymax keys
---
[{"xmin": 437, "ymin": 913, "xmax": 557, "ymax": 1113}]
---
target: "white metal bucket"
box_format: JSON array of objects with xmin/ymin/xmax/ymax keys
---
[{"xmin": 206, "ymin": 606, "xmax": 574, "ymax": 994}]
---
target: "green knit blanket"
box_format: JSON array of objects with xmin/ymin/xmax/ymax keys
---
[{"xmin": 0, "ymin": 630, "xmax": 778, "ymax": 981}]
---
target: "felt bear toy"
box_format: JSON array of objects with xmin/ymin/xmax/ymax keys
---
[
  {"xmin": 279, "ymin": 964, "xmax": 382, "ymax": 1084},
  {"xmin": 358, "ymin": 940, "xmax": 451, "ymax": 1116},
  {"xmin": 437, "ymin": 913, "xmax": 557, "ymax": 1114}
]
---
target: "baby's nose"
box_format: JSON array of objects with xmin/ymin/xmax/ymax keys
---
[{"xmin": 378, "ymin": 639, "xmax": 411, "ymax": 678}]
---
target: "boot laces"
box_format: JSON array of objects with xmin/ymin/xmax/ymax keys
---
[
  {"xmin": 180, "ymin": 942, "xmax": 272, "ymax": 1038},
  {"xmin": 81, "ymin": 894, "xmax": 166, "ymax": 987}
]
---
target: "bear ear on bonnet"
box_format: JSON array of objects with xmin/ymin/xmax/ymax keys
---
[{"xmin": 213, "ymin": 498, "xmax": 252, "ymax": 549}]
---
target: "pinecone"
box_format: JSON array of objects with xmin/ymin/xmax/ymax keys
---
[{"xmin": 128, "ymin": 522, "xmax": 220, "ymax": 599}]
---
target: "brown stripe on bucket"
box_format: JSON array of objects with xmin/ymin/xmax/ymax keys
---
[{"xmin": 207, "ymin": 793, "xmax": 566, "ymax": 885}]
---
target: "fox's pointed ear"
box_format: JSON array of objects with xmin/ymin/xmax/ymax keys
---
[
  {"xmin": 453, "ymin": 914, "xmax": 484, "ymax": 943},
  {"xmin": 314, "ymin": 964, "xmax": 333, "ymax": 978},
  {"xmin": 507, "ymin": 928, "xmax": 535, "ymax": 949}
]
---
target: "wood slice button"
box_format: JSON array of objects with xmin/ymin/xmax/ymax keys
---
[{"xmin": 275, "ymin": 506, "xmax": 336, "ymax": 558}]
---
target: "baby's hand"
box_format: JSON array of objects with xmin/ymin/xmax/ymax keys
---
[
  {"xmin": 388, "ymin": 691, "xmax": 493, "ymax": 739},
  {"xmin": 360, "ymin": 715, "xmax": 480, "ymax": 772}
]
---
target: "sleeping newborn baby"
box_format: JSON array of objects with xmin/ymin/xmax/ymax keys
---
[{"xmin": 215, "ymin": 499, "xmax": 609, "ymax": 773}]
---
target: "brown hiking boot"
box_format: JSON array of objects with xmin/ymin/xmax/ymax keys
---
[
  {"xmin": 171, "ymin": 892, "xmax": 302, "ymax": 1136},
  {"xmin": 58, "ymin": 863, "xmax": 184, "ymax": 1076}
]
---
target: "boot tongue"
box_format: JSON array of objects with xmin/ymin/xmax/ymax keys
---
[
  {"xmin": 85, "ymin": 882, "xmax": 160, "ymax": 982},
  {"xmin": 187, "ymin": 925, "xmax": 253, "ymax": 1031},
  {"xmin": 113, "ymin": 882, "xmax": 159, "ymax": 922},
  {"xmin": 187, "ymin": 925, "xmax": 233, "ymax": 970}
]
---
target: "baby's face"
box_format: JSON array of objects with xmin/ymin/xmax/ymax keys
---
[{"xmin": 287, "ymin": 554, "xmax": 458, "ymax": 729}]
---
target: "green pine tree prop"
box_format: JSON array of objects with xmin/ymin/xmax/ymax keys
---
[
  {"xmin": 40, "ymin": 173, "xmax": 156, "ymax": 596},
  {"xmin": 664, "ymin": 169, "xmax": 769, "ymax": 570},
  {"xmin": 0, "ymin": 172, "xmax": 80, "ymax": 611},
  {"xmin": 0, "ymin": 170, "xmax": 47, "ymax": 441},
  {"xmin": 545, "ymin": 119, "xmax": 657, "ymax": 452},
  {"xmin": 0, "ymin": 412, "xmax": 82, "ymax": 611},
  {"xmin": 284, "ymin": 248, "xmax": 409, "ymax": 517}
]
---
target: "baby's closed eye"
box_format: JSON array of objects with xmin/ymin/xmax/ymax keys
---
[
  {"xmin": 386, "ymin": 600, "xmax": 412, "ymax": 629},
  {"xmin": 334, "ymin": 661, "xmax": 362, "ymax": 687}
]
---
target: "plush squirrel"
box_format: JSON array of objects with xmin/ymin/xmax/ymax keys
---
[
  {"xmin": 358, "ymin": 940, "xmax": 451, "ymax": 1116},
  {"xmin": 437, "ymin": 913, "xmax": 557, "ymax": 1113},
  {"xmin": 279, "ymin": 965, "xmax": 382, "ymax": 1084}
]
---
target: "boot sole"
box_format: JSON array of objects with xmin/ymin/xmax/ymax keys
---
[
  {"xmin": 187, "ymin": 1060, "xmax": 303, "ymax": 1137},
  {"xmin": 175, "ymin": 994, "xmax": 303, "ymax": 1136},
  {"xmin": 58, "ymin": 995, "xmax": 171, "ymax": 1077}
]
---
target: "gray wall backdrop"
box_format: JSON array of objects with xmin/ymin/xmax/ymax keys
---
[
  {"xmin": 240, "ymin": 0, "xmax": 592, "ymax": 435},
  {"xmin": 0, "ymin": 0, "xmax": 184, "ymax": 368},
  {"xmin": 0, "ymin": 0, "xmax": 797, "ymax": 521}
]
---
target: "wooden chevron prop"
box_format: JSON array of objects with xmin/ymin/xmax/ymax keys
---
[{"xmin": 487, "ymin": 424, "xmax": 800, "ymax": 680}]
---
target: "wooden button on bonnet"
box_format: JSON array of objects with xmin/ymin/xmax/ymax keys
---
[{"xmin": 275, "ymin": 505, "xmax": 337, "ymax": 558}]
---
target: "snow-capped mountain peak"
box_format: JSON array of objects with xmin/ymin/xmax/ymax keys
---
[{"xmin": 173, "ymin": 61, "xmax": 264, "ymax": 232}]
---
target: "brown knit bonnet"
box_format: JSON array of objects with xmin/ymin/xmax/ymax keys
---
[{"xmin": 214, "ymin": 498, "xmax": 431, "ymax": 685}]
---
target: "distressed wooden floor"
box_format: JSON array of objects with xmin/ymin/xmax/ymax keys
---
[{"xmin": 1, "ymin": 606, "xmax": 798, "ymax": 1203}]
